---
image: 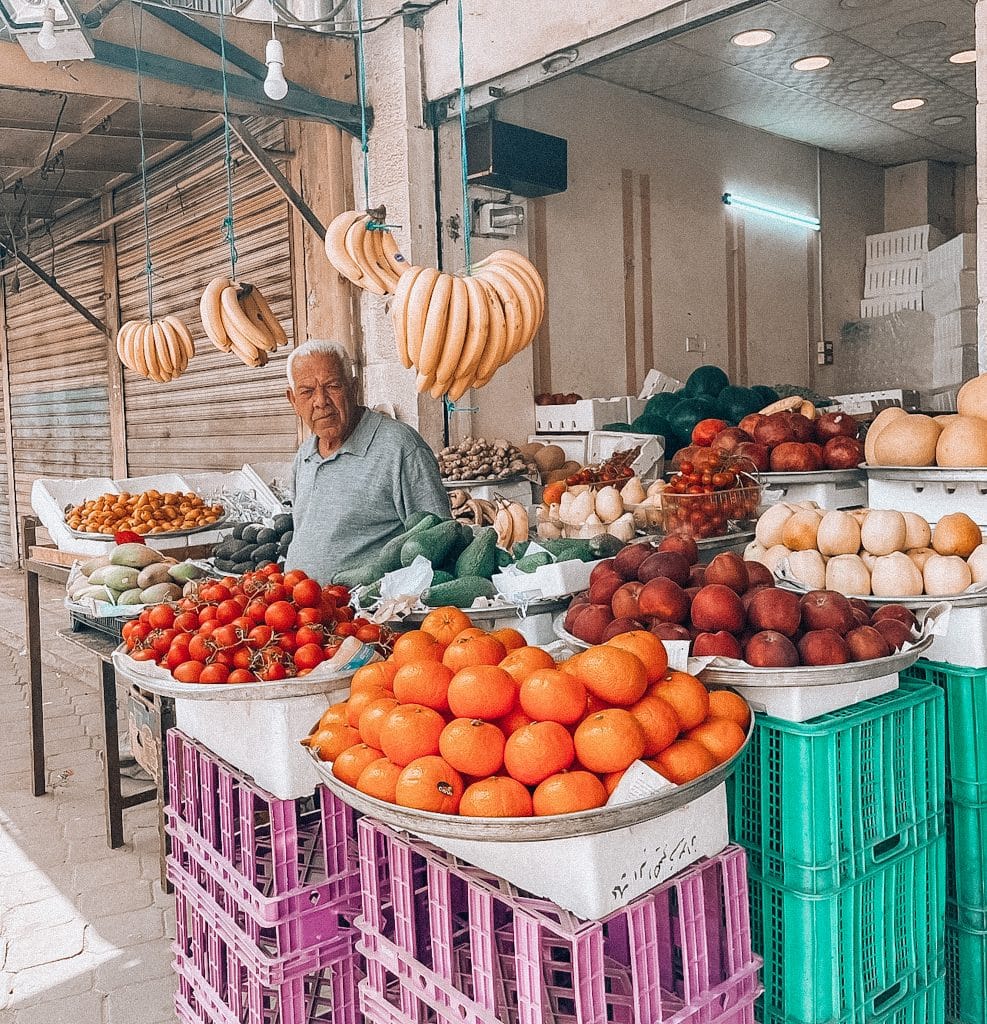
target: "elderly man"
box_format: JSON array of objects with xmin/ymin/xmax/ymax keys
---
[{"xmin": 284, "ymin": 340, "xmax": 450, "ymax": 583}]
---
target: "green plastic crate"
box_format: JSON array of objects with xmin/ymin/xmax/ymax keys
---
[
  {"xmin": 945, "ymin": 922, "xmax": 987, "ymax": 1024},
  {"xmin": 760, "ymin": 976, "xmax": 944, "ymax": 1024},
  {"xmin": 946, "ymin": 798, "xmax": 987, "ymax": 929},
  {"xmin": 900, "ymin": 660, "xmax": 987, "ymax": 803},
  {"xmin": 729, "ymin": 679, "xmax": 945, "ymax": 894},
  {"xmin": 751, "ymin": 835, "xmax": 946, "ymax": 1024}
]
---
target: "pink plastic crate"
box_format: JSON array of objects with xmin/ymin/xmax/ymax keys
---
[
  {"xmin": 356, "ymin": 818, "xmax": 761, "ymax": 1024},
  {"xmin": 166, "ymin": 729, "xmax": 356, "ymax": 909},
  {"xmin": 172, "ymin": 882, "xmax": 360, "ymax": 1024}
]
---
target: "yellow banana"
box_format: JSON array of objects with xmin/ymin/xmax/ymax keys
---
[
  {"xmin": 163, "ymin": 315, "xmax": 195, "ymax": 362},
  {"xmin": 404, "ymin": 268, "xmax": 440, "ymax": 369},
  {"xmin": 473, "ymin": 278, "xmax": 514, "ymax": 383},
  {"xmin": 454, "ymin": 277, "xmax": 490, "ymax": 384},
  {"xmin": 508, "ymin": 501, "xmax": 529, "ymax": 545},
  {"xmin": 344, "ymin": 218, "xmax": 386, "ymax": 295},
  {"xmin": 228, "ymin": 331, "xmax": 264, "ymax": 368},
  {"xmin": 391, "ymin": 265, "xmax": 423, "ymax": 370},
  {"xmin": 239, "ymin": 290, "xmax": 277, "ymax": 352},
  {"xmin": 248, "ymin": 285, "xmax": 289, "ymax": 348},
  {"xmin": 220, "ymin": 286, "xmax": 273, "ymax": 352},
  {"xmin": 200, "ymin": 276, "xmax": 232, "ymax": 352},
  {"xmin": 381, "ymin": 230, "xmax": 410, "ymax": 279},
  {"xmin": 371, "ymin": 229, "xmax": 400, "ymax": 293},
  {"xmin": 116, "ymin": 320, "xmax": 140, "ymax": 368},
  {"xmin": 478, "ymin": 265, "xmax": 532, "ymax": 358},
  {"xmin": 151, "ymin": 322, "xmax": 172, "ymax": 379},
  {"xmin": 478, "ymin": 250, "xmax": 545, "ymax": 322},
  {"xmin": 158, "ymin": 320, "xmax": 186, "ymax": 378},
  {"xmin": 432, "ymin": 275, "xmax": 469, "ymax": 392},
  {"xmin": 358, "ymin": 222, "xmax": 391, "ymax": 294},
  {"xmin": 417, "ymin": 272, "xmax": 454, "ymax": 379},
  {"xmin": 131, "ymin": 323, "xmax": 150, "ymax": 378},
  {"xmin": 324, "ymin": 210, "xmax": 366, "ymax": 284}
]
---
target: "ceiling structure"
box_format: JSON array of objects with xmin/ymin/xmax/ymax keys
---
[{"xmin": 585, "ymin": 0, "xmax": 976, "ymax": 167}]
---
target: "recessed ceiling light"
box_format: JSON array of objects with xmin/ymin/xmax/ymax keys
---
[
  {"xmin": 948, "ymin": 50, "xmax": 977, "ymax": 65},
  {"xmin": 791, "ymin": 55, "xmax": 833, "ymax": 72},
  {"xmin": 932, "ymin": 115, "xmax": 966, "ymax": 127},
  {"xmin": 730, "ymin": 29, "xmax": 776, "ymax": 47},
  {"xmin": 891, "ymin": 97, "xmax": 926, "ymax": 110},
  {"xmin": 897, "ymin": 20, "xmax": 945, "ymax": 39},
  {"xmin": 847, "ymin": 77, "xmax": 885, "ymax": 91}
]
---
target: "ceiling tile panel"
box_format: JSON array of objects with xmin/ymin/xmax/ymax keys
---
[
  {"xmin": 845, "ymin": 0, "xmax": 972, "ymax": 56},
  {"xmin": 586, "ymin": 43, "xmax": 728, "ymax": 96},
  {"xmin": 658, "ymin": 66, "xmax": 795, "ymax": 112},
  {"xmin": 776, "ymin": 0, "xmax": 932, "ymax": 33}
]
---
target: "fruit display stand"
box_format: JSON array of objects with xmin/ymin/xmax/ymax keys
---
[
  {"xmin": 864, "ymin": 466, "xmax": 987, "ymax": 525},
  {"xmin": 759, "ymin": 468, "xmax": 867, "ymax": 510},
  {"xmin": 441, "ymin": 475, "xmax": 534, "ymax": 504}
]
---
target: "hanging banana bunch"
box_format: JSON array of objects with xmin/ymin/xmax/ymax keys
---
[
  {"xmin": 199, "ymin": 277, "xmax": 289, "ymax": 368},
  {"xmin": 324, "ymin": 208, "xmax": 409, "ymax": 296},
  {"xmin": 116, "ymin": 316, "xmax": 195, "ymax": 383}
]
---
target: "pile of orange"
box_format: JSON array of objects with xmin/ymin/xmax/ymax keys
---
[{"xmin": 303, "ymin": 606, "xmax": 749, "ymax": 818}]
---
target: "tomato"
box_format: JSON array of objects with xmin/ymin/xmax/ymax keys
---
[
  {"xmin": 188, "ymin": 635, "xmax": 214, "ymax": 663},
  {"xmin": 212, "ymin": 624, "xmax": 241, "ymax": 649},
  {"xmin": 122, "ymin": 620, "xmax": 139, "ymax": 642},
  {"xmin": 283, "ymin": 569, "xmax": 308, "ymax": 589},
  {"xmin": 295, "ymin": 625, "xmax": 325, "ymax": 648},
  {"xmin": 278, "ymin": 631, "xmax": 298, "ymax": 654},
  {"xmin": 165, "ymin": 643, "xmax": 191, "ymax": 670},
  {"xmin": 129, "ymin": 621, "xmax": 152, "ymax": 643},
  {"xmin": 265, "ymin": 601, "xmax": 297, "ymax": 632},
  {"xmin": 198, "ymin": 620, "xmax": 219, "ymax": 638},
  {"xmin": 227, "ymin": 669, "xmax": 258, "ymax": 684},
  {"xmin": 296, "ymin": 607, "xmax": 322, "ymax": 627},
  {"xmin": 151, "ymin": 628, "xmax": 178, "ymax": 656},
  {"xmin": 130, "ymin": 648, "xmax": 158, "ymax": 662},
  {"xmin": 148, "ymin": 605, "xmax": 175, "ymax": 630},
  {"xmin": 291, "ymin": 579, "xmax": 322, "ymax": 609},
  {"xmin": 336, "ymin": 606, "xmax": 355, "ymax": 623},
  {"xmin": 322, "ymin": 643, "xmax": 342, "ymax": 659},
  {"xmin": 247, "ymin": 625, "xmax": 274, "ymax": 648},
  {"xmin": 264, "ymin": 584, "xmax": 287, "ymax": 603},
  {"xmin": 293, "ymin": 643, "xmax": 324, "ymax": 671},
  {"xmin": 323, "ymin": 585, "xmax": 350, "ymax": 605},
  {"xmin": 356, "ymin": 623, "xmax": 381, "ymax": 643},
  {"xmin": 216, "ymin": 599, "xmax": 243, "ymax": 625},
  {"xmin": 232, "ymin": 647, "xmax": 255, "ymax": 670},
  {"xmin": 173, "ymin": 660, "xmax": 205, "ymax": 682},
  {"xmin": 174, "ymin": 611, "xmax": 199, "ymax": 633},
  {"xmin": 200, "ymin": 663, "xmax": 230, "ymax": 684},
  {"xmin": 198, "ymin": 606, "xmax": 218, "ymax": 625},
  {"xmin": 200, "ymin": 583, "xmax": 232, "ymax": 604},
  {"xmin": 336, "ymin": 622, "xmax": 357, "ymax": 637},
  {"xmin": 245, "ymin": 600, "xmax": 268, "ymax": 625},
  {"xmin": 230, "ymin": 616, "xmax": 253, "ymax": 635},
  {"xmin": 260, "ymin": 662, "xmax": 288, "ymax": 681}
]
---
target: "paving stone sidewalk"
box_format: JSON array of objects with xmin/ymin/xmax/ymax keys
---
[{"xmin": 0, "ymin": 569, "xmax": 176, "ymax": 1023}]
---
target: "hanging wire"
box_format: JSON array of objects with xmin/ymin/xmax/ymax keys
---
[
  {"xmin": 218, "ymin": 8, "xmax": 239, "ymax": 278},
  {"xmin": 131, "ymin": 3, "xmax": 155, "ymax": 317},
  {"xmin": 355, "ymin": 0, "xmax": 371, "ymax": 210},
  {"xmin": 456, "ymin": 0, "xmax": 472, "ymax": 275}
]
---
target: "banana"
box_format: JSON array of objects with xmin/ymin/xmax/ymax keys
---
[
  {"xmin": 799, "ymin": 400, "xmax": 818, "ymax": 421},
  {"xmin": 116, "ymin": 320, "xmax": 141, "ymax": 368},
  {"xmin": 131, "ymin": 323, "xmax": 150, "ymax": 378},
  {"xmin": 391, "ymin": 265, "xmax": 423, "ymax": 369},
  {"xmin": 404, "ymin": 268, "xmax": 440, "ymax": 369},
  {"xmin": 380, "ymin": 230, "xmax": 409, "ymax": 279},
  {"xmin": 200, "ymin": 276, "xmax": 232, "ymax": 352},
  {"xmin": 493, "ymin": 506, "xmax": 515, "ymax": 549},
  {"xmin": 145, "ymin": 323, "xmax": 167, "ymax": 383},
  {"xmin": 479, "ymin": 250, "xmax": 545, "ymax": 323},
  {"xmin": 453, "ymin": 277, "xmax": 490, "ymax": 386},
  {"xmin": 220, "ymin": 285, "xmax": 273, "ymax": 353},
  {"xmin": 248, "ymin": 286, "xmax": 289, "ymax": 348},
  {"xmin": 478, "ymin": 264, "xmax": 532, "ymax": 359},
  {"xmin": 360, "ymin": 223, "xmax": 393, "ymax": 294},
  {"xmin": 368, "ymin": 227, "xmax": 399, "ymax": 293},
  {"xmin": 151, "ymin": 322, "xmax": 173, "ymax": 379},
  {"xmin": 447, "ymin": 489, "xmax": 469, "ymax": 511},
  {"xmin": 324, "ymin": 210, "xmax": 366, "ymax": 284},
  {"xmin": 432, "ymin": 275, "xmax": 469, "ymax": 394},
  {"xmin": 159, "ymin": 319, "xmax": 186, "ymax": 376},
  {"xmin": 471, "ymin": 279, "xmax": 510, "ymax": 388},
  {"xmin": 416, "ymin": 370, "xmax": 436, "ymax": 395},
  {"xmin": 758, "ymin": 395, "xmax": 804, "ymax": 416},
  {"xmin": 344, "ymin": 218, "xmax": 386, "ymax": 296},
  {"xmin": 163, "ymin": 315, "xmax": 195, "ymax": 362},
  {"xmin": 475, "ymin": 499, "xmax": 497, "ymax": 524},
  {"xmin": 239, "ymin": 289, "xmax": 277, "ymax": 352},
  {"xmin": 484, "ymin": 260, "xmax": 540, "ymax": 350},
  {"xmin": 417, "ymin": 272, "xmax": 454, "ymax": 379},
  {"xmin": 228, "ymin": 331, "xmax": 264, "ymax": 368}
]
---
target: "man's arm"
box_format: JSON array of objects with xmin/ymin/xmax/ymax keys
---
[{"xmin": 397, "ymin": 445, "xmax": 452, "ymax": 523}]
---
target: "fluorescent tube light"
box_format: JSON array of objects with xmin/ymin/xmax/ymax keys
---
[{"xmin": 722, "ymin": 192, "xmax": 820, "ymax": 230}]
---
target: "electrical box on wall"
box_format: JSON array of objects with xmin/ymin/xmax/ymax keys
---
[{"xmin": 466, "ymin": 120, "xmax": 567, "ymax": 198}]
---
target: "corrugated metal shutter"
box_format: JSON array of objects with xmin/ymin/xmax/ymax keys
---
[
  {"xmin": 115, "ymin": 120, "xmax": 298, "ymax": 473},
  {"xmin": 2, "ymin": 205, "xmax": 113, "ymax": 550}
]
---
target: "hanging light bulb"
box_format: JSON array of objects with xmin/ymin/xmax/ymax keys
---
[
  {"xmin": 264, "ymin": 37, "xmax": 288, "ymax": 101},
  {"xmin": 36, "ymin": 7, "xmax": 57, "ymax": 50}
]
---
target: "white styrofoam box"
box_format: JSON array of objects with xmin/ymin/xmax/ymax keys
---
[
  {"xmin": 860, "ymin": 292, "xmax": 923, "ymax": 319},
  {"xmin": 625, "ymin": 397, "xmax": 647, "ymax": 423},
  {"xmin": 866, "ymin": 224, "xmax": 945, "ymax": 264},
  {"xmin": 866, "ymin": 474, "xmax": 987, "ymax": 526},
  {"xmin": 924, "ymin": 270, "xmax": 977, "ymax": 316},
  {"xmin": 933, "ymin": 308, "xmax": 977, "ymax": 350},
  {"xmin": 420, "ymin": 783, "xmax": 728, "ymax": 920},
  {"xmin": 638, "ymin": 369, "xmax": 683, "ymax": 399},
  {"xmin": 534, "ymin": 398, "xmax": 632, "ymax": 433},
  {"xmin": 528, "ymin": 434, "xmax": 587, "ymax": 464},
  {"xmin": 762, "ymin": 476, "xmax": 868, "ymax": 510},
  {"xmin": 492, "ymin": 557, "xmax": 599, "ymax": 602},
  {"xmin": 921, "ymin": 384, "xmax": 961, "ymax": 413},
  {"xmin": 863, "ymin": 258, "xmax": 923, "ymax": 298},
  {"xmin": 925, "ymin": 603, "xmax": 987, "ymax": 668},
  {"xmin": 587, "ymin": 431, "xmax": 664, "ymax": 480},
  {"xmin": 175, "ymin": 689, "xmax": 348, "ymax": 799},
  {"xmin": 931, "ymin": 344, "xmax": 978, "ymax": 387},
  {"xmin": 708, "ymin": 673, "xmax": 898, "ymax": 724},
  {"xmin": 827, "ymin": 389, "xmax": 920, "ymax": 415},
  {"xmin": 443, "ymin": 478, "xmax": 534, "ymax": 504},
  {"xmin": 925, "ymin": 233, "xmax": 976, "ymax": 282}
]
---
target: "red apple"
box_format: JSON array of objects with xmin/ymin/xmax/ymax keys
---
[
  {"xmin": 602, "ymin": 617, "xmax": 643, "ymax": 641},
  {"xmin": 638, "ymin": 551, "xmax": 691, "ymax": 587},
  {"xmin": 798, "ymin": 628, "xmax": 850, "ymax": 666},
  {"xmin": 747, "ymin": 588, "xmax": 802, "ymax": 637},
  {"xmin": 814, "ymin": 412, "xmax": 859, "ymax": 442},
  {"xmin": 704, "ymin": 552, "xmax": 750, "ymax": 594},
  {"xmin": 800, "ymin": 590, "xmax": 855, "ymax": 635},
  {"xmin": 688, "ymin": 565, "xmax": 708, "ymax": 588},
  {"xmin": 753, "ymin": 413, "xmax": 797, "ymax": 448},
  {"xmin": 612, "ymin": 543, "xmax": 655, "ymax": 582},
  {"xmin": 692, "ymin": 418, "xmax": 731, "ymax": 447},
  {"xmin": 739, "ymin": 413, "xmax": 766, "ymax": 437},
  {"xmin": 871, "ymin": 605, "xmax": 918, "ymax": 630},
  {"xmin": 873, "ymin": 618, "xmax": 913, "ymax": 650},
  {"xmin": 649, "ymin": 621, "xmax": 691, "ymax": 641},
  {"xmin": 770, "ymin": 442, "xmax": 821, "ymax": 473},
  {"xmin": 611, "ymin": 582, "xmax": 644, "ymax": 621},
  {"xmin": 710, "ymin": 428, "xmax": 753, "ymax": 455},
  {"xmin": 846, "ymin": 625, "xmax": 891, "ymax": 662},
  {"xmin": 735, "ymin": 442, "xmax": 770, "ymax": 473},
  {"xmin": 851, "ymin": 607, "xmax": 870, "ymax": 627},
  {"xmin": 588, "ymin": 565, "xmax": 624, "ymax": 606},
  {"xmin": 745, "ymin": 561, "xmax": 774, "ymax": 588},
  {"xmin": 788, "ymin": 413, "xmax": 816, "ymax": 443},
  {"xmin": 744, "ymin": 630, "xmax": 799, "ymax": 667},
  {"xmin": 658, "ymin": 535, "xmax": 700, "ymax": 566},
  {"xmin": 690, "ymin": 584, "xmax": 746, "ymax": 634},
  {"xmin": 638, "ymin": 577, "xmax": 691, "ymax": 624},
  {"xmin": 563, "ymin": 595, "xmax": 590, "ymax": 632},
  {"xmin": 693, "ymin": 631, "xmax": 743, "ymax": 659},
  {"xmin": 568, "ymin": 604, "xmax": 613, "ymax": 645}
]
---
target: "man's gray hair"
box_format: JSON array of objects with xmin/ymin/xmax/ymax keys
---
[{"xmin": 286, "ymin": 340, "xmax": 357, "ymax": 389}]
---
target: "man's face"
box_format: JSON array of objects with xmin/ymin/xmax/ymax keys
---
[{"xmin": 287, "ymin": 353, "xmax": 357, "ymax": 452}]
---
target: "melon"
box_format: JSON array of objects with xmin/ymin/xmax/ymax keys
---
[
  {"xmin": 936, "ymin": 416, "xmax": 987, "ymax": 468},
  {"xmin": 864, "ymin": 407, "xmax": 908, "ymax": 465},
  {"xmin": 957, "ymin": 373, "xmax": 987, "ymax": 419},
  {"xmin": 871, "ymin": 415, "xmax": 941, "ymax": 467}
]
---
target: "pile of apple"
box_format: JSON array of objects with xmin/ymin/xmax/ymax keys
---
[
  {"xmin": 675, "ymin": 411, "xmax": 863, "ymax": 474},
  {"xmin": 563, "ymin": 537, "xmax": 917, "ymax": 668}
]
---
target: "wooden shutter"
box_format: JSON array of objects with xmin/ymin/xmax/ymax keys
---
[{"xmin": 114, "ymin": 119, "xmax": 298, "ymax": 473}]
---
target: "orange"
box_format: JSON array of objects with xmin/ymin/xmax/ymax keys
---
[
  {"xmin": 533, "ymin": 771, "xmax": 607, "ymax": 816},
  {"xmin": 519, "ymin": 669, "xmax": 587, "ymax": 726},
  {"xmin": 709, "ymin": 690, "xmax": 751, "ymax": 730},
  {"xmin": 307, "ymin": 723, "xmax": 360, "ymax": 762},
  {"xmin": 443, "ymin": 633, "xmax": 507, "ymax": 672},
  {"xmin": 602, "ymin": 769, "xmax": 626, "ymax": 797},
  {"xmin": 378, "ymin": 704, "xmax": 446, "ymax": 766},
  {"xmin": 317, "ymin": 702, "xmax": 349, "ymax": 729},
  {"xmin": 357, "ymin": 696, "xmax": 400, "ymax": 749},
  {"xmin": 686, "ymin": 717, "xmax": 746, "ymax": 765},
  {"xmin": 350, "ymin": 661, "xmax": 398, "ymax": 693},
  {"xmin": 649, "ymin": 738, "xmax": 717, "ymax": 784},
  {"xmin": 649, "ymin": 671, "xmax": 710, "ymax": 732},
  {"xmin": 542, "ymin": 480, "xmax": 566, "ymax": 505},
  {"xmin": 497, "ymin": 707, "xmax": 534, "ymax": 736},
  {"xmin": 459, "ymin": 776, "xmax": 533, "ymax": 817},
  {"xmin": 392, "ymin": 630, "xmax": 443, "ymax": 666},
  {"xmin": 447, "ymin": 665, "xmax": 517, "ymax": 720},
  {"xmin": 629, "ymin": 695, "xmax": 680, "ymax": 757},
  {"xmin": 454, "ymin": 627, "xmax": 485, "ymax": 641},
  {"xmin": 504, "ymin": 721, "xmax": 575, "ymax": 786},
  {"xmin": 605, "ymin": 631, "xmax": 669, "ymax": 684},
  {"xmin": 574, "ymin": 710, "xmax": 646, "ymax": 774},
  {"xmin": 439, "ymin": 719, "xmax": 506, "ymax": 776},
  {"xmin": 332, "ymin": 744, "xmax": 384, "ymax": 787},
  {"xmin": 563, "ymin": 647, "xmax": 648, "ymax": 706},
  {"xmin": 499, "ymin": 646, "xmax": 556, "ymax": 685},
  {"xmin": 394, "ymin": 756, "xmax": 464, "ymax": 813},
  {"xmin": 420, "ymin": 607, "xmax": 473, "ymax": 646},
  {"xmin": 356, "ymin": 758, "xmax": 403, "ymax": 802},
  {"xmin": 585, "ymin": 693, "xmax": 607, "ymax": 715},
  {"xmin": 490, "ymin": 627, "xmax": 526, "ymax": 652},
  {"xmin": 392, "ymin": 661, "xmax": 454, "ymax": 711},
  {"xmin": 346, "ymin": 687, "xmax": 392, "ymax": 728}
]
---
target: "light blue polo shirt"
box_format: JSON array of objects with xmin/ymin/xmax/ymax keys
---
[{"xmin": 285, "ymin": 407, "xmax": 451, "ymax": 584}]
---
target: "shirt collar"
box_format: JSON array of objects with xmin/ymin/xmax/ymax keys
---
[{"xmin": 302, "ymin": 407, "xmax": 379, "ymax": 463}]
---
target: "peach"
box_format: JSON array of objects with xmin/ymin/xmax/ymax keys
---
[
  {"xmin": 649, "ymin": 621, "xmax": 691, "ymax": 641},
  {"xmin": 611, "ymin": 582, "xmax": 644, "ymax": 621},
  {"xmin": 613, "ymin": 543, "xmax": 655, "ymax": 582},
  {"xmin": 692, "ymin": 631, "xmax": 743, "ymax": 660},
  {"xmin": 800, "ymin": 590, "xmax": 855, "ymax": 635},
  {"xmin": 798, "ymin": 629, "xmax": 850, "ymax": 666},
  {"xmin": 638, "ymin": 577, "xmax": 691, "ymax": 624},
  {"xmin": 638, "ymin": 551, "xmax": 690, "ymax": 587},
  {"xmin": 745, "ymin": 561, "xmax": 775, "ymax": 588},
  {"xmin": 739, "ymin": 413, "xmax": 766, "ymax": 437},
  {"xmin": 688, "ymin": 565, "xmax": 708, "ymax": 588},
  {"xmin": 568, "ymin": 604, "xmax": 613, "ymax": 645},
  {"xmin": 588, "ymin": 566, "xmax": 625, "ymax": 606},
  {"xmin": 703, "ymin": 552, "xmax": 750, "ymax": 594},
  {"xmin": 746, "ymin": 588, "xmax": 801, "ymax": 637},
  {"xmin": 690, "ymin": 584, "xmax": 746, "ymax": 634},
  {"xmin": 744, "ymin": 630, "xmax": 798, "ymax": 667},
  {"xmin": 736, "ymin": 442, "xmax": 770, "ymax": 473},
  {"xmin": 871, "ymin": 604, "xmax": 918, "ymax": 630},
  {"xmin": 658, "ymin": 535, "xmax": 699, "ymax": 566},
  {"xmin": 602, "ymin": 617, "xmax": 643, "ymax": 641},
  {"xmin": 846, "ymin": 625, "xmax": 891, "ymax": 662},
  {"xmin": 873, "ymin": 618, "xmax": 913, "ymax": 651}
]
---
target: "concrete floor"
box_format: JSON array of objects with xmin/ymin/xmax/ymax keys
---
[{"xmin": 0, "ymin": 569, "xmax": 176, "ymax": 1023}]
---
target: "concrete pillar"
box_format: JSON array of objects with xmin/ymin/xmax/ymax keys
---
[{"xmin": 977, "ymin": 0, "xmax": 987, "ymax": 369}]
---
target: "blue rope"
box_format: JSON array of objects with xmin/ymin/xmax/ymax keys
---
[
  {"xmin": 218, "ymin": 10, "xmax": 239, "ymax": 278},
  {"xmin": 131, "ymin": 5, "xmax": 154, "ymax": 318},
  {"xmin": 444, "ymin": 395, "xmax": 478, "ymax": 415},
  {"xmin": 355, "ymin": 0, "xmax": 371, "ymax": 210},
  {"xmin": 457, "ymin": 0, "xmax": 471, "ymax": 274}
]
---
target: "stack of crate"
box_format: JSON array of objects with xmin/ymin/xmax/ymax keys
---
[
  {"xmin": 923, "ymin": 234, "xmax": 978, "ymax": 388},
  {"xmin": 729, "ymin": 679, "xmax": 947, "ymax": 1023},
  {"xmin": 165, "ymin": 730, "xmax": 362, "ymax": 1024},
  {"xmin": 353, "ymin": 816, "xmax": 763, "ymax": 1024},
  {"xmin": 861, "ymin": 224, "xmax": 944, "ymax": 319},
  {"xmin": 901, "ymin": 660, "xmax": 987, "ymax": 1023}
]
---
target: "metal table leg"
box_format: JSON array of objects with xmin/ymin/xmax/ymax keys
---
[
  {"xmin": 100, "ymin": 658, "xmax": 125, "ymax": 848},
  {"xmin": 22, "ymin": 518, "xmax": 46, "ymax": 798}
]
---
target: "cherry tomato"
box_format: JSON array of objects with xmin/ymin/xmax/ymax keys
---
[
  {"xmin": 291, "ymin": 579, "xmax": 323, "ymax": 609},
  {"xmin": 336, "ymin": 622, "xmax": 357, "ymax": 637},
  {"xmin": 264, "ymin": 584, "xmax": 287, "ymax": 603},
  {"xmin": 130, "ymin": 648, "xmax": 158, "ymax": 662},
  {"xmin": 130, "ymin": 621, "xmax": 152, "ymax": 643},
  {"xmin": 198, "ymin": 606, "xmax": 218, "ymax": 625},
  {"xmin": 356, "ymin": 623, "xmax": 381, "ymax": 643},
  {"xmin": 232, "ymin": 647, "xmax": 255, "ymax": 670},
  {"xmin": 296, "ymin": 607, "xmax": 322, "ymax": 627},
  {"xmin": 122, "ymin": 621, "xmax": 139, "ymax": 642},
  {"xmin": 215, "ymin": 599, "xmax": 243, "ymax": 625},
  {"xmin": 296, "ymin": 625, "xmax": 326, "ymax": 647},
  {"xmin": 244, "ymin": 600, "xmax": 268, "ymax": 625},
  {"xmin": 322, "ymin": 642, "xmax": 342, "ymax": 660},
  {"xmin": 174, "ymin": 611, "xmax": 199, "ymax": 633},
  {"xmin": 189, "ymin": 635, "xmax": 214, "ymax": 663},
  {"xmin": 212, "ymin": 624, "xmax": 241, "ymax": 649},
  {"xmin": 228, "ymin": 669, "xmax": 258, "ymax": 684},
  {"xmin": 173, "ymin": 660, "xmax": 205, "ymax": 682},
  {"xmin": 200, "ymin": 583, "xmax": 233, "ymax": 604},
  {"xmin": 265, "ymin": 601, "xmax": 297, "ymax": 632},
  {"xmin": 247, "ymin": 625, "xmax": 275, "ymax": 648},
  {"xmin": 293, "ymin": 643, "xmax": 324, "ymax": 671},
  {"xmin": 283, "ymin": 569, "xmax": 308, "ymax": 589},
  {"xmin": 278, "ymin": 631, "xmax": 298, "ymax": 654},
  {"xmin": 165, "ymin": 643, "xmax": 191, "ymax": 671},
  {"xmin": 198, "ymin": 620, "xmax": 219, "ymax": 638},
  {"xmin": 260, "ymin": 662, "xmax": 288, "ymax": 681},
  {"xmin": 151, "ymin": 628, "xmax": 178, "ymax": 656},
  {"xmin": 148, "ymin": 605, "xmax": 175, "ymax": 630},
  {"xmin": 323, "ymin": 585, "xmax": 349, "ymax": 604},
  {"xmin": 336, "ymin": 606, "xmax": 355, "ymax": 623},
  {"xmin": 230, "ymin": 616, "xmax": 254, "ymax": 635},
  {"xmin": 199, "ymin": 663, "xmax": 230, "ymax": 684}
]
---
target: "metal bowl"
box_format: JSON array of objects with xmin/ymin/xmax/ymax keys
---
[
  {"xmin": 760, "ymin": 469, "xmax": 864, "ymax": 484},
  {"xmin": 66, "ymin": 516, "xmax": 227, "ymax": 541}
]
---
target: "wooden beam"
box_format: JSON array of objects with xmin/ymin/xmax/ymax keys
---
[
  {"xmin": 100, "ymin": 193, "xmax": 127, "ymax": 477},
  {"xmin": 0, "ymin": 280, "xmax": 19, "ymax": 563},
  {"xmin": 230, "ymin": 116, "xmax": 326, "ymax": 241},
  {"xmin": 0, "ymin": 116, "xmax": 194, "ymax": 143},
  {"xmin": 143, "ymin": 6, "xmax": 269, "ymax": 82},
  {"xmin": 4, "ymin": 247, "xmax": 112, "ymax": 338}
]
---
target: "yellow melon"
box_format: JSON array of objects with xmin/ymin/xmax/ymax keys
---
[
  {"xmin": 957, "ymin": 374, "xmax": 987, "ymax": 419},
  {"xmin": 863, "ymin": 407, "xmax": 908, "ymax": 465},
  {"xmin": 936, "ymin": 415, "xmax": 987, "ymax": 468},
  {"xmin": 871, "ymin": 414, "xmax": 942, "ymax": 467}
]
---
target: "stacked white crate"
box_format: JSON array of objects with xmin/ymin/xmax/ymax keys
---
[
  {"xmin": 860, "ymin": 224, "xmax": 943, "ymax": 319},
  {"xmin": 923, "ymin": 233, "xmax": 978, "ymax": 387}
]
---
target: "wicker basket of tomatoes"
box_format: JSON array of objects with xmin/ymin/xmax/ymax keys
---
[{"xmin": 661, "ymin": 456, "xmax": 762, "ymax": 539}]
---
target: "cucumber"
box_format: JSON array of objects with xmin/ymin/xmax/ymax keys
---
[
  {"xmin": 516, "ymin": 552, "xmax": 553, "ymax": 573},
  {"xmin": 422, "ymin": 576, "xmax": 494, "ymax": 607},
  {"xmin": 334, "ymin": 515, "xmax": 443, "ymax": 587}
]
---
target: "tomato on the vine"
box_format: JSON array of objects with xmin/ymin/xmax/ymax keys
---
[
  {"xmin": 148, "ymin": 605, "xmax": 175, "ymax": 630},
  {"xmin": 228, "ymin": 669, "xmax": 258, "ymax": 684},
  {"xmin": 336, "ymin": 622, "xmax": 357, "ymax": 637},
  {"xmin": 260, "ymin": 662, "xmax": 287, "ymax": 681},
  {"xmin": 232, "ymin": 648, "xmax": 255, "ymax": 670},
  {"xmin": 188, "ymin": 635, "xmax": 214, "ymax": 663},
  {"xmin": 174, "ymin": 611, "xmax": 199, "ymax": 633},
  {"xmin": 211, "ymin": 624, "xmax": 241, "ymax": 649},
  {"xmin": 356, "ymin": 623, "xmax": 382, "ymax": 643},
  {"xmin": 323, "ymin": 585, "xmax": 349, "ymax": 605},
  {"xmin": 174, "ymin": 661, "xmax": 205, "ymax": 682},
  {"xmin": 283, "ymin": 569, "xmax": 307, "ymax": 589},
  {"xmin": 200, "ymin": 663, "xmax": 230, "ymax": 684},
  {"xmin": 247, "ymin": 625, "xmax": 274, "ymax": 648},
  {"xmin": 216, "ymin": 599, "xmax": 243, "ymax": 625},
  {"xmin": 291, "ymin": 579, "xmax": 322, "ymax": 609},
  {"xmin": 322, "ymin": 642, "xmax": 342, "ymax": 660},
  {"xmin": 265, "ymin": 601, "xmax": 297, "ymax": 632},
  {"xmin": 293, "ymin": 643, "xmax": 324, "ymax": 671},
  {"xmin": 130, "ymin": 648, "xmax": 158, "ymax": 662},
  {"xmin": 295, "ymin": 625, "xmax": 325, "ymax": 648}
]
